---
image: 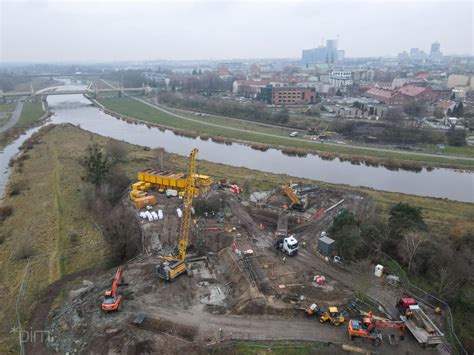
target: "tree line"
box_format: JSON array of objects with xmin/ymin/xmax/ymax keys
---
[{"xmin": 157, "ymin": 91, "xmax": 290, "ymax": 124}]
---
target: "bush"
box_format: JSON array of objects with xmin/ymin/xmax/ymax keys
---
[
  {"xmin": 0, "ymin": 205, "xmax": 13, "ymax": 222},
  {"xmin": 99, "ymin": 204, "xmax": 142, "ymax": 265},
  {"xmin": 446, "ymin": 130, "xmax": 466, "ymax": 146},
  {"xmin": 99, "ymin": 173, "xmax": 131, "ymax": 204},
  {"xmin": 68, "ymin": 229, "xmax": 80, "ymax": 243},
  {"xmin": 81, "ymin": 143, "xmax": 111, "ymax": 186},
  {"xmin": 105, "ymin": 140, "xmax": 128, "ymax": 163},
  {"xmin": 8, "ymin": 180, "xmax": 24, "ymax": 196},
  {"xmin": 14, "ymin": 232, "xmax": 35, "ymax": 260}
]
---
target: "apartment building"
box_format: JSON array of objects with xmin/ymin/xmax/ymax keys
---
[{"xmin": 272, "ymin": 87, "xmax": 316, "ymax": 105}]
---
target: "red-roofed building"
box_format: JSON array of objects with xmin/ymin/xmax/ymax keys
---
[
  {"xmin": 365, "ymin": 87, "xmax": 405, "ymax": 105},
  {"xmin": 434, "ymin": 100, "xmax": 456, "ymax": 116},
  {"xmin": 415, "ymin": 72, "xmax": 430, "ymax": 80},
  {"xmin": 366, "ymin": 85, "xmax": 436, "ymax": 105},
  {"xmin": 217, "ymin": 65, "xmax": 232, "ymax": 80},
  {"xmin": 398, "ymin": 85, "xmax": 433, "ymax": 99}
]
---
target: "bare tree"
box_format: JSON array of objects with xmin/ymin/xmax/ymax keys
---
[
  {"xmin": 352, "ymin": 259, "xmax": 371, "ymax": 302},
  {"xmin": 105, "ymin": 140, "xmax": 128, "ymax": 163},
  {"xmin": 430, "ymin": 266, "xmax": 459, "ymax": 299},
  {"xmin": 400, "ymin": 231, "xmax": 424, "ymax": 272}
]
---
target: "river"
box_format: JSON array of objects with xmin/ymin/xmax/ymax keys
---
[{"xmin": 1, "ymin": 83, "xmax": 473, "ymax": 202}]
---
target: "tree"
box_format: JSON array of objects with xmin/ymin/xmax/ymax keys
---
[
  {"xmin": 446, "ymin": 129, "xmax": 466, "ymax": 146},
  {"xmin": 336, "ymin": 89, "xmax": 343, "ymax": 96},
  {"xmin": 330, "ymin": 214, "xmax": 363, "ymax": 260},
  {"xmin": 399, "ymin": 231, "xmax": 425, "ymax": 272},
  {"xmin": 385, "ymin": 108, "xmax": 404, "ymax": 125},
  {"xmin": 81, "ymin": 143, "xmax": 110, "ymax": 186},
  {"xmin": 434, "ymin": 107, "xmax": 444, "ymax": 120},
  {"xmin": 242, "ymin": 178, "xmax": 253, "ymax": 198},
  {"xmin": 403, "ymin": 101, "xmax": 424, "ymax": 117},
  {"xmin": 99, "ymin": 204, "xmax": 142, "ymax": 265},
  {"xmin": 430, "ymin": 265, "xmax": 460, "ymax": 299},
  {"xmin": 453, "ymin": 102, "xmax": 464, "ymax": 117},
  {"xmin": 385, "ymin": 203, "xmax": 426, "ymax": 258},
  {"xmin": 388, "ymin": 203, "xmax": 426, "ymax": 239},
  {"xmin": 105, "ymin": 140, "xmax": 128, "ymax": 164},
  {"xmin": 272, "ymin": 107, "xmax": 289, "ymax": 124}
]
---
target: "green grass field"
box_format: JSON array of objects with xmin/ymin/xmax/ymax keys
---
[
  {"xmin": 97, "ymin": 97, "xmax": 474, "ymax": 168},
  {"xmin": 16, "ymin": 102, "xmax": 46, "ymax": 128},
  {"xmin": 0, "ymin": 103, "xmax": 15, "ymax": 113}
]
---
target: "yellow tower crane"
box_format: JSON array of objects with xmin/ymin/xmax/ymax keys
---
[{"xmin": 157, "ymin": 148, "xmax": 198, "ymax": 281}]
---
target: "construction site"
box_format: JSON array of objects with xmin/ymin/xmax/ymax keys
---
[{"xmin": 26, "ymin": 148, "xmax": 449, "ymax": 355}]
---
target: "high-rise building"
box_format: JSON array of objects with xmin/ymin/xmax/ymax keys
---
[
  {"xmin": 409, "ymin": 48, "xmax": 428, "ymax": 61},
  {"xmin": 430, "ymin": 42, "xmax": 442, "ymax": 60},
  {"xmin": 301, "ymin": 39, "xmax": 341, "ymax": 65}
]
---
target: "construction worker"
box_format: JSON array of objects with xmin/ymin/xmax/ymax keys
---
[
  {"xmin": 282, "ymin": 256, "xmax": 287, "ymax": 264},
  {"xmin": 302, "ymin": 240, "xmax": 307, "ymax": 248}
]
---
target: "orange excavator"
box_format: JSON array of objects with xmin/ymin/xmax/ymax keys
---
[
  {"xmin": 348, "ymin": 311, "xmax": 406, "ymax": 346},
  {"xmin": 101, "ymin": 267, "xmax": 125, "ymax": 312}
]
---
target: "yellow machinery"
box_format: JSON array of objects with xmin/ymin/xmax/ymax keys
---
[
  {"xmin": 136, "ymin": 168, "xmax": 212, "ymax": 196},
  {"xmin": 129, "ymin": 190, "xmax": 148, "ymax": 201},
  {"xmin": 320, "ymin": 306, "xmax": 345, "ymax": 326},
  {"xmin": 157, "ymin": 148, "xmax": 198, "ymax": 281},
  {"xmin": 282, "ymin": 183, "xmax": 306, "ymax": 211}
]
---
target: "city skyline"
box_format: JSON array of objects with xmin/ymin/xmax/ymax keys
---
[{"xmin": 1, "ymin": 0, "xmax": 473, "ymax": 63}]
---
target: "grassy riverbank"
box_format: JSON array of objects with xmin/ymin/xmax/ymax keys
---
[
  {"xmin": 0, "ymin": 124, "xmax": 472, "ymax": 352},
  {"xmin": 17, "ymin": 102, "xmax": 46, "ymax": 128},
  {"xmin": 96, "ymin": 97, "xmax": 474, "ymax": 169},
  {"xmin": 0, "ymin": 103, "xmax": 15, "ymax": 128},
  {"xmin": 0, "ymin": 101, "xmax": 47, "ymax": 148}
]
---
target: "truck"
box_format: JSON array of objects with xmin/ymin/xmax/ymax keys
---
[
  {"xmin": 275, "ymin": 212, "xmax": 289, "ymax": 238},
  {"xmin": 275, "ymin": 236, "xmax": 299, "ymax": 256},
  {"xmin": 397, "ymin": 297, "xmax": 444, "ymax": 348}
]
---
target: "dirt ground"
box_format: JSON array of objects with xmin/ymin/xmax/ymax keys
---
[{"xmin": 26, "ymin": 186, "xmax": 444, "ymax": 354}]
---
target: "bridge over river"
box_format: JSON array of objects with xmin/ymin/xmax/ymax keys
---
[{"xmin": 0, "ymin": 82, "xmax": 149, "ymax": 102}]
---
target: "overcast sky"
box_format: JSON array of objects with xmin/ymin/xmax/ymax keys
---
[{"xmin": 1, "ymin": 0, "xmax": 472, "ymax": 63}]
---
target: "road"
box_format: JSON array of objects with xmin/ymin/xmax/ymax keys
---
[
  {"xmin": 0, "ymin": 101, "xmax": 23, "ymax": 133},
  {"xmin": 130, "ymin": 96, "xmax": 474, "ymax": 163},
  {"xmin": 99, "ymin": 78, "xmax": 472, "ymax": 163}
]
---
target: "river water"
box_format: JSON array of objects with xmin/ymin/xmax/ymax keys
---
[{"xmin": 1, "ymin": 83, "xmax": 473, "ymax": 202}]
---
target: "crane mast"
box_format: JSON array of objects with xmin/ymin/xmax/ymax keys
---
[{"xmin": 178, "ymin": 148, "xmax": 197, "ymax": 261}]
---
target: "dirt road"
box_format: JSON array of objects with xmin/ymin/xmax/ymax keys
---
[{"xmin": 136, "ymin": 302, "xmax": 417, "ymax": 354}]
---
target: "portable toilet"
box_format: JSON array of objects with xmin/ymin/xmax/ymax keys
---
[
  {"xmin": 374, "ymin": 264, "xmax": 384, "ymax": 277},
  {"xmin": 318, "ymin": 236, "xmax": 335, "ymax": 256}
]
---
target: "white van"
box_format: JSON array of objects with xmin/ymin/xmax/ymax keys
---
[{"xmin": 289, "ymin": 131, "xmax": 298, "ymax": 137}]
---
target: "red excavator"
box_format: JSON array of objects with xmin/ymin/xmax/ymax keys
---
[
  {"xmin": 101, "ymin": 267, "xmax": 125, "ymax": 312},
  {"xmin": 348, "ymin": 311, "xmax": 406, "ymax": 345}
]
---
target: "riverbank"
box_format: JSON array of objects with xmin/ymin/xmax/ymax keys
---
[
  {"xmin": 94, "ymin": 96, "xmax": 474, "ymax": 171},
  {"xmin": 0, "ymin": 101, "xmax": 50, "ymax": 148},
  {"xmin": 0, "ymin": 123, "xmax": 473, "ymax": 352}
]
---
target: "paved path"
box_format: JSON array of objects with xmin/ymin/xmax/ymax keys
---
[
  {"xmin": 99, "ymin": 79, "xmax": 473, "ymax": 163},
  {"xmin": 132, "ymin": 96, "xmax": 474, "ymax": 163},
  {"xmin": 0, "ymin": 101, "xmax": 23, "ymax": 133}
]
